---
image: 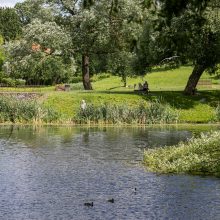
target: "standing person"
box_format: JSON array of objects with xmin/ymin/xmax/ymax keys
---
[{"xmin": 81, "ymin": 100, "xmax": 87, "ymax": 110}]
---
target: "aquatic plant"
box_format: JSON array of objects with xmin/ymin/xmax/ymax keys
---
[
  {"xmin": 74, "ymin": 100, "xmax": 178, "ymax": 124},
  {"xmin": 0, "ymin": 96, "xmax": 60, "ymax": 123},
  {"xmin": 143, "ymin": 131, "xmax": 220, "ymax": 177}
]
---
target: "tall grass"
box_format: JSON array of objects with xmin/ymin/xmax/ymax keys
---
[
  {"xmin": 143, "ymin": 131, "xmax": 220, "ymax": 177},
  {"xmin": 0, "ymin": 96, "xmax": 60, "ymax": 123},
  {"xmin": 74, "ymin": 100, "xmax": 178, "ymax": 124}
]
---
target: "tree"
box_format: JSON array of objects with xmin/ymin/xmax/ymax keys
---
[
  {"xmin": 107, "ymin": 51, "xmax": 135, "ymax": 87},
  {"xmin": 0, "ymin": 7, "xmax": 22, "ymax": 41},
  {"xmin": 46, "ymin": 0, "xmax": 143, "ymax": 90},
  {"xmin": 4, "ymin": 19, "xmax": 74, "ymax": 85},
  {"xmin": 15, "ymin": 0, "xmax": 53, "ymax": 25},
  {"xmin": 144, "ymin": 0, "xmax": 220, "ymax": 95}
]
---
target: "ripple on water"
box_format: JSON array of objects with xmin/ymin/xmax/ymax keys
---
[{"xmin": 0, "ymin": 126, "xmax": 220, "ymax": 220}]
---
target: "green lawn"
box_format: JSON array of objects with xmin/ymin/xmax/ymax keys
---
[
  {"xmin": 1, "ymin": 66, "xmax": 220, "ymax": 123},
  {"xmin": 93, "ymin": 66, "xmax": 220, "ymax": 91}
]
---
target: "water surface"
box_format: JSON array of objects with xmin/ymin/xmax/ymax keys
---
[{"xmin": 0, "ymin": 125, "xmax": 220, "ymax": 220}]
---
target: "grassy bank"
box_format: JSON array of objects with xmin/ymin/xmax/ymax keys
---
[
  {"xmin": 143, "ymin": 131, "xmax": 220, "ymax": 177},
  {"xmin": 43, "ymin": 90, "xmax": 220, "ymax": 123},
  {"xmin": 0, "ymin": 66, "xmax": 219, "ymax": 124}
]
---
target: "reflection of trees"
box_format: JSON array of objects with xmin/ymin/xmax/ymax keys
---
[
  {"xmin": 0, "ymin": 126, "xmax": 79, "ymax": 148},
  {"xmin": 82, "ymin": 131, "xmax": 90, "ymax": 144},
  {"xmin": 0, "ymin": 125, "xmax": 218, "ymax": 155}
]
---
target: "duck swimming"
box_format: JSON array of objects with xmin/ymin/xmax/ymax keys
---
[
  {"xmin": 107, "ymin": 198, "xmax": 114, "ymax": 203},
  {"xmin": 84, "ymin": 202, "xmax": 93, "ymax": 207}
]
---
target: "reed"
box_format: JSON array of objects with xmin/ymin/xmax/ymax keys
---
[
  {"xmin": 0, "ymin": 96, "xmax": 60, "ymax": 123},
  {"xmin": 74, "ymin": 100, "xmax": 178, "ymax": 124}
]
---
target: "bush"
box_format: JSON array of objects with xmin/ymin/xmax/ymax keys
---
[
  {"xmin": 0, "ymin": 77, "xmax": 26, "ymax": 87},
  {"xmin": 70, "ymin": 76, "xmax": 82, "ymax": 83},
  {"xmin": 143, "ymin": 131, "xmax": 220, "ymax": 177},
  {"xmin": 15, "ymin": 79, "xmax": 26, "ymax": 86},
  {"xmin": 70, "ymin": 83, "xmax": 84, "ymax": 90},
  {"xmin": 91, "ymin": 73, "xmax": 111, "ymax": 82},
  {"xmin": 1, "ymin": 78, "xmax": 16, "ymax": 87}
]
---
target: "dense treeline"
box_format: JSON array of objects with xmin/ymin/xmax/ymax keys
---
[{"xmin": 0, "ymin": 0, "xmax": 219, "ymax": 94}]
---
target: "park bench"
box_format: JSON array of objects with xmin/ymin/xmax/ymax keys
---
[{"xmin": 197, "ymin": 79, "xmax": 212, "ymax": 87}]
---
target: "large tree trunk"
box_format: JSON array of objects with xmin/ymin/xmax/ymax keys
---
[
  {"xmin": 184, "ymin": 64, "xmax": 206, "ymax": 95},
  {"xmin": 82, "ymin": 54, "xmax": 92, "ymax": 90}
]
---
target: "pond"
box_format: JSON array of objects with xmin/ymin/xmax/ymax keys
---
[{"xmin": 0, "ymin": 125, "xmax": 220, "ymax": 220}]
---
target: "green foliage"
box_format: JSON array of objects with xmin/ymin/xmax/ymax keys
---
[
  {"xmin": 0, "ymin": 7, "xmax": 22, "ymax": 41},
  {"xmin": 4, "ymin": 19, "xmax": 73, "ymax": 85},
  {"xmin": 15, "ymin": 0, "xmax": 52, "ymax": 25},
  {"xmin": 107, "ymin": 51, "xmax": 135, "ymax": 86},
  {"xmin": 0, "ymin": 78, "xmax": 26, "ymax": 86},
  {"xmin": 46, "ymin": 0, "xmax": 143, "ymax": 89},
  {"xmin": 143, "ymin": 130, "xmax": 220, "ymax": 177},
  {"xmin": 0, "ymin": 35, "xmax": 4, "ymax": 71},
  {"xmin": 216, "ymin": 104, "xmax": 220, "ymax": 121},
  {"xmin": 91, "ymin": 73, "xmax": 111, "ymax": 82},
  {"xmin": 70, "ymin": 76, "xmax": 82, "ymax": 84},
  {"xmin": 74, "ymin": 100, "xmax": 178, "ymax": 124},
  {"xmin": 0, "ymin": 96, "xmax": 60, "ymax": 123},
  {"xmin": 70, "ymin": 83, "xmax": 84, "ymax": 90}
]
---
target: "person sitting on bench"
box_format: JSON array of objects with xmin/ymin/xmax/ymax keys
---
[{"xmin": 143, "ymin": 81, "xmax": 149, "ymax": 93}]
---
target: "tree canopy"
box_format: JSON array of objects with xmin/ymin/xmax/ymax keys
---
[
  {"xmin": 0, "ymin": 7, "xmax": 22, "ymax": 41},
  {"xmin": 0, "ymin": 0, "xmax": 219, "ymax": 94}
]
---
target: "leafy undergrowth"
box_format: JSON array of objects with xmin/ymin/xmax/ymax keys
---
[{"xmin": 143, "ymin": 131, "xmax": 220, "ymax": 177}]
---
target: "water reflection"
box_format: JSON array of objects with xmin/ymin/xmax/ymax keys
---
[{"xmin": 0, "ymin": 125, "xmax": 220, "ymax": 220}]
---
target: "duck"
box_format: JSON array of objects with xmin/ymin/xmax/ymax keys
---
[
  {"xmin": 84, "ymin": 202, "xmax": 93, "ymax": 207},
  {"xmin": 107, "ymin": 198, "xmax": 114, "ymax": 203},
  {"xmin": 133, "ymin": 187, "xmax": 137, "ymax": 194}
]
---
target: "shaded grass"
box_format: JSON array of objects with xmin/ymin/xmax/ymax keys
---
[
  {"xmin": 93, "ymin": 66, "xmax": 220, "ymax": 91},
  {"xmin": 143, "ymin": 131, "xmax": 220, "ymax": 177}
]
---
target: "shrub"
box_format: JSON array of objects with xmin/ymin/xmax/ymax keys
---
[
  {"xmin": 0, "ymin": 77, "xmax": 26, "ymax": 87},
  {"xmin": 70, "ymin": 83, "xmax": 84, "ymax": 90},
  {"xmin": 91, "ymin": 73, "xmax": 111, "ymax": 82},
  {"xmin": 143, "ymin": 131, "xmax": 220, "ymax": 177},
  {"xmin": 1, "ymin": 78, "xmax": 16, "ymax": 87},
  {"xmin": 70, "ymin": 76, "xmax": 82, "ymax": 83}
]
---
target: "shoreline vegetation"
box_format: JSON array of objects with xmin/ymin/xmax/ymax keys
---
[
  {"xmin": 0, "ymin": 66, "xmax": 219, "ymax": 125},
  {"xmin": 143, "ymin": 131, "xmax": 220, "ymax": 177},
  {"xmin": 0, "ymin": 94, "xmax": 219, "ymax": 125}
]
